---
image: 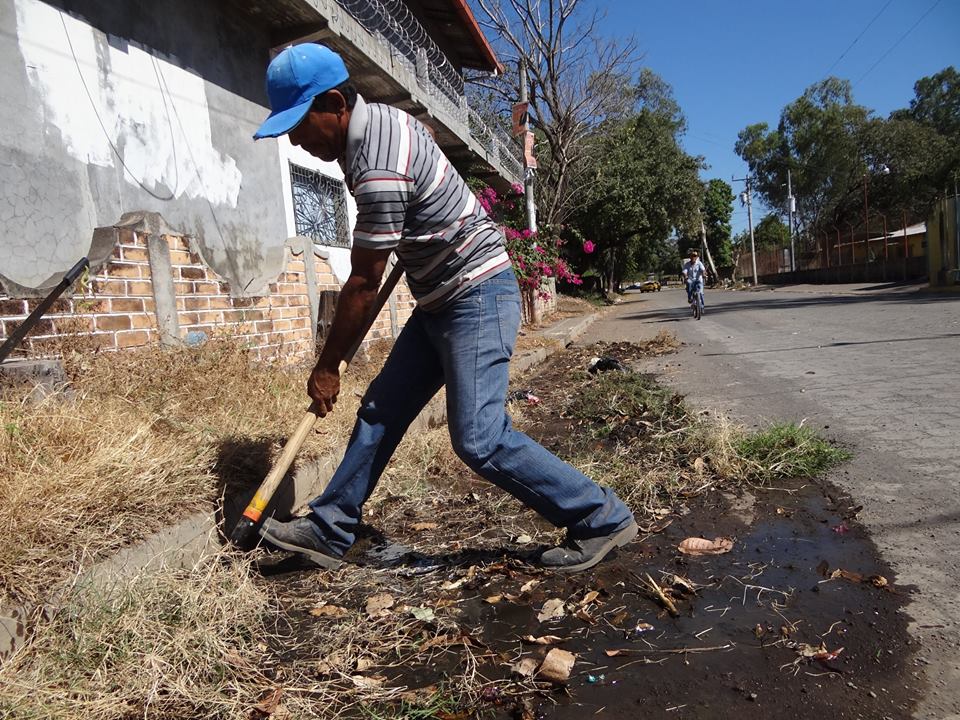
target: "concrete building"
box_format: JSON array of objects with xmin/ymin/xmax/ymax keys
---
[{"xmin": 0, "ymin": 0, "xmax": 522, "ymax": 359}]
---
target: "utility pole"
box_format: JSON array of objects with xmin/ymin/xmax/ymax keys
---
[
  {"xmin": 787, "ymin": 169, "xmax": 796, "ymax": 272},
  {"xmin": 518, "ymin": 59, "xmax": 537, "ymax": 233},
  {"xmin": 734, "ymin": 175, "xmax": 758, "ymax": 285}
]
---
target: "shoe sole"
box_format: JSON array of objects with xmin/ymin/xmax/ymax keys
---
[
  {"xmin": 258, "ymin": 526, "xmax": 342, "ymax": 570},
  {"xmin": 552, "ymin": 520, "xmax": 640, "ymax": 573}
]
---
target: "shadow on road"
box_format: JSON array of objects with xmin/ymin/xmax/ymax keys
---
[
  {"xmin": 620, "ymin": 288, "xmax": 960, "ymax": 324},
  {"xmin": 699, "ymin": 332, "xmax": 960, "ymax": 357}
]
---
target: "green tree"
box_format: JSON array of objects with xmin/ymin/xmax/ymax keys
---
[
  {"xmin": 753, "ymin": 215, "xmax": 790, "ymax": 249},
  {"xmin": 573, "ymin": 71, "xmax": 702, "ymax": 291},
  {"xmin": 735, "ymin": 78, "xmax": 871, "ymax": 233},
  {"xmin": 892, "ymin": 66, "xmax": 960, "ymax": 137},
  {"xmin": 702, "ymin": 179, "xmax": 734, "ymax": 268}
]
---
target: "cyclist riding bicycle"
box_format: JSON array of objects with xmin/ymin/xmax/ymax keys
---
[{"xmin": 682, "ymin": 249, "xmax": 706, "ymax": 308}]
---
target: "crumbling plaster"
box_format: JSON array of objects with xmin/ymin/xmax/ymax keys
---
[{"xmin": 0, "ymin": 0, "xmax": 295, "ymax": 297}]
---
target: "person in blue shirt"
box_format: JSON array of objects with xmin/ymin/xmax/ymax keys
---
[{"xmin": 682, "ymin": 250, "xmax": 706, "ymax": 306}]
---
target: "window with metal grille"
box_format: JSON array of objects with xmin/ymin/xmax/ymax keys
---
[{"xmin": 290, "ymin": 163, "xmax": 350, "ymax": 248}]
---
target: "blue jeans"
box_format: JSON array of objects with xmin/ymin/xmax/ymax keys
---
[
  {"xmin": 686, "ymin": 279, "xmax": 703, "ymax": 305},
  {"xmin": 308, "ymin": 268, "xmax": 634, "ymax": 555}
]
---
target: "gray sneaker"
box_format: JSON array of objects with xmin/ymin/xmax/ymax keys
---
[
  {"xmin": 540, "ymin": 520, "xmax": 638, "ymax": 572},
  {"xmin": 258, "ymin": 517, "xmax": 342, "ymax": 569}
]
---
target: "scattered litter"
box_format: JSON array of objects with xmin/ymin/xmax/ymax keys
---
[
  {"xmin": 522, "ymin": 634, "xmax": 565, "ymax": 645},
  {"xmin": 667, "ymin": 574, "xmax": 698, "ymax": 594},
  {"xmin": 587, "ymin": 356, "xmax": 628, "ymax": 373},
  {"xmin": 308, "ymin": 604, "xmax": 348, "ymax": 618},
  {"xmin": 484, "ymin": 595, "xmax": 503, "ymax": 605},
  {"xmin": 586, "ymin": 674, "xmax": 605, "ymax": 684},
  {"xmin": 642, "ymin": 572, "xmax": 679, "ymax": 617},
  {"xmin": 633, "ymin": 622, "xmax": 655, "ymax": 634},
  {"xmin": 365, "ymin": 593, "xmax": 394, "ymax": 617},
  {"xmin": 507, "ymin": 389, "xmax": 541, "ymax": 405},
  {"xmin": 538, "ymin": 648, "xmax": 576, "ymax": 683},
  {"xmin": 817, "ymin": 562, "xmax": 892, "ymax": 591},
  {"xmin": 776, "ymin": 507, "xmax": 793, "ymax": 517},
  {"xmin": 605, "ymin": 644, "xmax": 734, "ymax": 657},
  {"xmin": 350, "ymin": 675, "xmax": 386, "ymax": 689},
  {"xmin": 519, "ymin": 579, "xmax": 540, "ymax": 594},
  {"xmin": 537, "ymin": 598, "xmax": 566, "ymax": 623},
  {"xmin": 253, "ymin": 687, "xmax": 284, "ymax": 716},
  {"xmin": 832, "ymin": 521, "xmax": 850, "ymax": 534},
  {"xmin": 580, "ymin": 590, "xmax": 601, "ymax": 606},
  {"xmin": 678, "ymin": 537, "xmax": 734, "ymax": 556},
  {"xmin": 512, "ymin": 657, "xmax": 540, "ymax": 678},
  {"xmin": 409, "ymin": 606, "xmax": 436, "ymax": 622},
  {"xmin": 515, "ymin": 534, "xmax": 534, "ymax": 545}
]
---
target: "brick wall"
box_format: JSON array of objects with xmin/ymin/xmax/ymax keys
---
[{"xmin": 0, "ymin": 230, "xmax": 417, "ymax": 363}]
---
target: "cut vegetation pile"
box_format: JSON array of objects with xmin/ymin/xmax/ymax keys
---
[{"xmin": 0, "ymin": 331, "xmax": 850, "ymax": 719}]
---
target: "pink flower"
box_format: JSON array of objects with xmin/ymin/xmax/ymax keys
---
[
  {"xmin": 583, "ymin": 240, "xmax": 596, "ymax": 254},
  {"xmin": 511, "ymin": 183, "xmax": 524, "ymax": 195}
]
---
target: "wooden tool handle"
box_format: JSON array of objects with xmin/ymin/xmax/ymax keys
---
[{"xmin": 230, "ymin": 263, "xmax": 403, "ymax": 546}]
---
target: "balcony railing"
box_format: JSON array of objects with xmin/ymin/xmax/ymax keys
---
[{"xmin": 333, "ymin": 0, "xmax": 522, "ymax": 182}]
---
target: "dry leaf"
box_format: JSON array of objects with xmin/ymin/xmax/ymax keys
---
[
  {"xmin": 512, "ymin": 656, "xmax": 539, "ymax": 677},
  {"xmin": 537, "ymin": 598, "xmax": 566, "ymax": 623},
  {"xmin": 484, "ymin": 595, "xmax": 502, "ymax": 604},
  {"xmin": 410, "ymin": 606, "xmax": 436, "ymax": 622},
  {"xmin": 870, "ymin": 575, "xmax": 889, "ymax": 588},
  {"xmin": 575, "ymin": 609, "xmax": 596, "ymax": 624},
  {"xmin": 351, "ymin": 675, "xmax": 386, "ymax": 689},
  {"xmin": 309, "ymin": 604, "xmax": 348, "ymax": 618},
  {"xmin": 669, "ymin": 574, "xmax": 697, "ymax": 594},
  {"xmin": 580, "ymin": 590, "xmax": 600, "ymax": 605},
  {"xmin": 253, "ymin": 687, "xmax": 283, "ymax": 714},
  {"xmin": 355, "ymin": 657, "xmax": 375, "ymax": 672},
  {"xmin": 522, "ymin": 634, "xmax": 565, "ymax": 645},
  {"xmin": 440, "ymin": 577, "xmax": 468, "ymax": 591},
  {"xmin": 365, "ymin": 593, "xmax": 395, "ymax": 616},
  {"xmin": 515, "ymin": 534, "xmax": 534, "ymax": 544},
  {"xmin": 830, "ymin": 568, "xmax": 864, "ymax": 583},
  {"xmin": 519, "ymin": 579, "xmax": 540, "ymax": 594},
  {"xmin": 693, "ymin": 457, "xmax": 706, "ymax": 474},
  {"xmin": 538, "ymin": 648, "xmax": 576, "ymax": 683},
  {"xmin": 678, "ymin": 537, "xmax": 734, "ymax": 556},
  {"xmin": 412, "ymin": 522, "xmax": 438, "ymax": 531}
]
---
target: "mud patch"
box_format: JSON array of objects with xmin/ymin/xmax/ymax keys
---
[{"xmin": 259, "ymin": 479, "xmax": 917, "ymax": 719}]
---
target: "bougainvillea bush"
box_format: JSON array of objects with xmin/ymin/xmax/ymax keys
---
[{"xmin": 474, "ymin": 182, "xmax": 594, "ymax": 322}]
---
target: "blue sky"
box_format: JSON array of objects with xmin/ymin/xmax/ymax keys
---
[{"xmin": 598, "ymin": 0, "xmax": 960, "ymax": 232}]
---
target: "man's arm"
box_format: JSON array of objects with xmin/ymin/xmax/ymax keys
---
[{"xmin": 308, "ymin": 246, "xmax": 393, "ymax": 415}]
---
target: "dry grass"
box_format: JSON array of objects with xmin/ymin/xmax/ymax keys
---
[
  {"xmin": 0, "ymin": 336, "xmax": 375, "ymax": 608},
  {"xmin": 0, "ymin": 552, "xmax": 276, "ymax": 720}
]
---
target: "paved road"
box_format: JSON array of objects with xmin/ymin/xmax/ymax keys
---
[{"xmin": 581, "ymin": 283, "xmax": 960, "ymax": 719}]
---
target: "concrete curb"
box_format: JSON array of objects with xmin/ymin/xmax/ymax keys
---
[{"xmin": 0, "ymin": 309, "xmax": 601, "ymax": 661}]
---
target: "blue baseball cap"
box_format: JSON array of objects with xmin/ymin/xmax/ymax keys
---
[{"xmin": 253, "ymin": 44, "xmax": 350, "ymax": 140}]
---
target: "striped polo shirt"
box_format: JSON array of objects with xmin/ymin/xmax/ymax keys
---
[{"xmin": 342, "ymin": 95, "xmax": 510, "ymax": 311}]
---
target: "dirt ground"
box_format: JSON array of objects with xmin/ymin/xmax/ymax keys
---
[{"xmin": 255, "ymin": 340, "xmax": 920, "ymax": 719}]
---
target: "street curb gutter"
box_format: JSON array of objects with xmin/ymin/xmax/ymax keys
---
[{"xmin": 0, "ymin": 310, "xmax": 601, "ymax": 661}]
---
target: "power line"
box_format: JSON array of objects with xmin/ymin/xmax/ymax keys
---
[
  {"xmin": 854, "ymin": 0, "xmax": 944, "ymax": 87},
  {"xmin": 822, "ymin": 0, "xmax": 895, "ymax": 78}
]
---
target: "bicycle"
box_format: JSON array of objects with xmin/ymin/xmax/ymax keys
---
[{"xmin": 686, "ymin": 279, "xmax": 704, "ymax": 320}]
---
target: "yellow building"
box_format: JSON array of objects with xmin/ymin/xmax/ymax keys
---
[{"xmin": 928, "ymin": 196, "xmax": 960, "ymax": 288}]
